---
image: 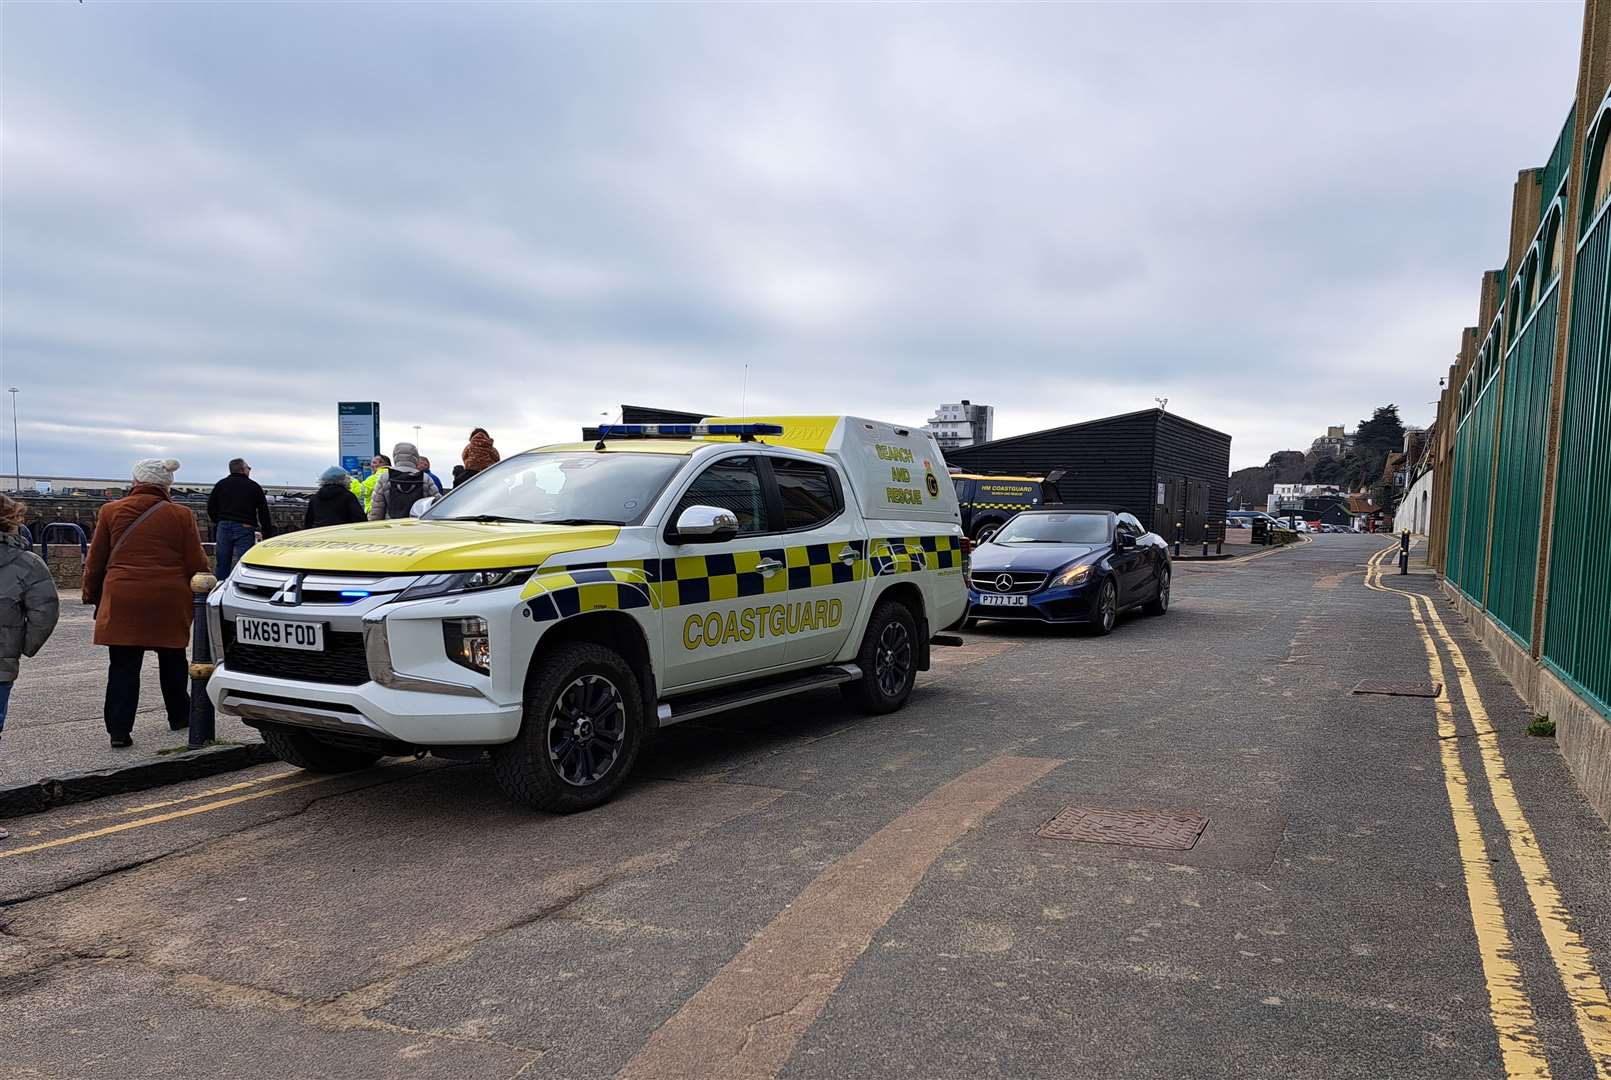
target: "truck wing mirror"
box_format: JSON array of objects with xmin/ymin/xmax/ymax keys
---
[{"xmin": 672, "ymin": 505, "xmax": 740, "ymax": 543}]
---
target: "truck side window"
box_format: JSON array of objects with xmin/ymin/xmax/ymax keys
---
[
  {"xmin": 772, "ymin": 458, "xmax": 840, "ymax": 531},
  {"xmin": 676, "ymin": 456, "xmax": 769, "ymax": 535}
]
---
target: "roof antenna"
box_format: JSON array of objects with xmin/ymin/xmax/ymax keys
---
[
  {"xmin": 740, "ymin": 363, "xmax": 750, "ymax": 418},
  {"xmin": 1154, "ymin": 397, "xmax": 1169, "ymax": 413}
]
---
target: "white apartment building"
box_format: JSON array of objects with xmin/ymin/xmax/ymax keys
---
[{"xmin": 925, "ymin": 400, "xmax": 994, "ymax": 451}]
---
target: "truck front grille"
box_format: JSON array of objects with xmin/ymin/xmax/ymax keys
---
[{"xmin": 222, "ymin": 622, "xmax": 371, "ymax": 686}]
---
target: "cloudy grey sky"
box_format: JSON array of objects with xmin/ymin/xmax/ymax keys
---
[{"xmin": 1, "ymin": 1, "xmax": 1584, "ymax": 482}]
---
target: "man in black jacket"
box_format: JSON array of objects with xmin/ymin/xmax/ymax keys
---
[{"xmin": 207, "ymin": 458, "xmax": 275, "ymax": 577}]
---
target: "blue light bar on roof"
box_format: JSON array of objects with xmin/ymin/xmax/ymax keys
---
[{"xmin": 596, "ymin": 423, "xmax": 784, "ymax": 439}]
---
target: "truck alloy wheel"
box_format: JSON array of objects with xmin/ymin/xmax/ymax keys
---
[
  {"xmin": 493, "ymin": 642, "xmax": 645, "ymax": 813},
  {"xmin": 548, "ymin": 674, "xmax": 627, "ymax": 787},
  {"xmin": 843, "ymin": 599, "xmax": 920, "ymax": 714},
  {"xmin": 875, "ymin": 620, "xmax": 913, "ymax": 698}
]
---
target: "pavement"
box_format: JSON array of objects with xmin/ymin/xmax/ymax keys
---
[
  {"xmin": 0, "ymin": 601, "xmax": 262, "ymax": 794},
  {"xmin": 3, "ymin": 535, "xmax": 1610, "ymax": 1080}
]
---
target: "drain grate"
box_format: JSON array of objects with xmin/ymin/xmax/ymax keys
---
[
  {"xmin": 1038, "ymin": 806, "xmax": 1208, "ymax": 851},
  {"xmin": 1351, "ymin": 680, "xmax": 1442, "ymax": 698}
]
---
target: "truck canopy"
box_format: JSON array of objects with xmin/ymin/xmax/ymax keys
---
[{"xmin": 701, "ymin": 415, "xmax": 960, "ymax": 526}]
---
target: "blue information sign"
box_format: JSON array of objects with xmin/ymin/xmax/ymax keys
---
[{"xmin": 338, "ymin": 402, "xmax": 381, "ymax": 476}]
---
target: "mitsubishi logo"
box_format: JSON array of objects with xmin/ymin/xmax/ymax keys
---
[
  {"xmin": 994, "ymin": 574, "xmax": 1014, "ymax": 593},
  {"xmin": 269, "ymin": 574, "xmax": 305, "ymax": 606}
]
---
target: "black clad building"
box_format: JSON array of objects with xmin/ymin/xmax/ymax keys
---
[{"xmin": 942, "ymin": 408, "xmax": 1231, "ymax": 543}]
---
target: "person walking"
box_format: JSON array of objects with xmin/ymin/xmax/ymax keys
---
[
  {"xmin": 83, "ymin": 459, "xmax": 210, "ymax": 749},
  {"xmin": 305, "ymin": 466, "xmax": 366, "ymax": 528},
  {"xmin": 207, "ymin": 457, "xmax": 275, "ymax": 578},
  {"xmin": 368, "ymin": 443, "xmax": 440, "ymax": 520},
  {"xmin": 456, "ymin": 428, "xmax": 500, "ymax": 486},
  {"xmin": 351, "ymin": 454, "xmax": 390, "ymax": 514}
]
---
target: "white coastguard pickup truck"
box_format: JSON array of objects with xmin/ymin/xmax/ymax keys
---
[{"xmin": 207, "ymin": 417, "xmax": 967, "ymax": 812}]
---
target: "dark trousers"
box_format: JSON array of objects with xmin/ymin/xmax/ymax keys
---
[
  {"xmin": 105, "ymin": 646, "xmax": 190, "ymax": 738},
  {"xmin": 215, "ymin": 521, "xmax": 257, "ymax": 578}
]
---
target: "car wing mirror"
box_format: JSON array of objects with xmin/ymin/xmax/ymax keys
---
[
  {"xmin": 1118, "ymin": 533, "xmax": 1138, "ymax": 549},
  {"xmin": 672, "ymin": 505, "xmax": 739, "ymax": 543},
  {"xmin": 409, "ymin": 495, "xmax": 437, "ymax": 519}
]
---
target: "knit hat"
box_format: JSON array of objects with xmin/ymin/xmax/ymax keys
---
[
  {"xmin": 132, "ymin": 458, "xmax": 180, "ymax": 487},
  {"xmin": 319, "ymin": 466, "xmax": 350, "ymax": 485},
  {"xmin": 390, "ymin": 442, "xmax": 420, "ymax": 472}
]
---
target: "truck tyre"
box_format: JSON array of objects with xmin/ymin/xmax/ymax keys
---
[
  {"xmin": 972, "ymin": 521, "xmax": 1002, "ymax": 545},
  {"xmin": 1143, "ymin": 567, "xmax": 1170, "ymax": 616},
  {"xmin": 1088, "ymin": 579, "xmax": 1118, "ymax": 636},
  {"xmin": 261, "ymin": 725, "xmax": 382, "ymax": 773},
  {"xmin": 492, "ymin": 642, "xmax": 645, "ymax": 814},
  {"xmin": 842, "ymin": 599, "xmax": 919, "ymax": 714}
]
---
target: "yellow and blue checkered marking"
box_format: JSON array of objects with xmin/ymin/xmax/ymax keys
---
[
  {"xmin": 520, "ymin": 566, "xmax": 656, "ymax": 623},
  {"xmin": 870, "ymin": 535, "xmax": 960, "ymax": 576},
  {"xmin": 530, "ymin": 535, "xmax": 955, "ymax": 619}
]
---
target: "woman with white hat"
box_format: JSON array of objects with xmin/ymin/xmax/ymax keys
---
[{"xmin": 81, "ymin": 458, "xmax": 211, "ymax": 748}]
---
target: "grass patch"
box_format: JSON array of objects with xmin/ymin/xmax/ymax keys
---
[{"xmin": 1526, "ymin": 716, "xmax": 1555, "ymax": 738}]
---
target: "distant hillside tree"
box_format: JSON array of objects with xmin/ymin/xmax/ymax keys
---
[
  {"xmin": 1338, "ymin": 405, "xmax": 1406, "ymax": 491},
  {"xmin": 1305, "ymin": 455, "xmax": 1347, "ymax": 485},
  {"xmin": 1355, "ymin": 405, "xmax": 1406, "ymax": 452},
  {"xmin": 1227, "ymin": 450, "xmax": 1308, "ymax": 509}
]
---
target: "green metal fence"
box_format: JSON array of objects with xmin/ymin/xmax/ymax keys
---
[
  {"xmin": 1543, "ymin": 200, "xmax": 1611, "ymax": 718},
  {"xmin": 1448, "ymin": 357, "xmax": 1500, "ymax": 601},
  {"xmin": 1541, "ymin": 106, "xmax": 1576, "ymax": 214},
  {"xmin": 1487, "ymin": 285, "xmax": 1559, "ymax": 642}
]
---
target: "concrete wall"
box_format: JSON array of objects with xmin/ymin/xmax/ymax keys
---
[{"xmin": 1395, "ymin": 469, "xmax": 1435, "ymax": 536}]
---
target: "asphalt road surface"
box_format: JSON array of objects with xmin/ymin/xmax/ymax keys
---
[{"xmin": 4, "ymin": 535, "xmax": 1610, "ymax": 1080}]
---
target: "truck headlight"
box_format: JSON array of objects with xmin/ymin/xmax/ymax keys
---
[
  {"xmin": 444, "ymin": 617, "xmax": 490, "ymax": 673},
  {"xmin": 400, "ymin": 567, "xmax": 537, "ymax": 601},
  {"xmin": 1052, "ymin": 563, "xmax": 1092, "ymax": 587}
]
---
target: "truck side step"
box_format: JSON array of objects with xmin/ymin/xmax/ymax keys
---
[
  {"xmin": 656, "ymin": 664, "xmax": 863, "ymax": 727},
  {"xmin": 930, "ymin": 634, "xmax": 965, "ymax": 647}
]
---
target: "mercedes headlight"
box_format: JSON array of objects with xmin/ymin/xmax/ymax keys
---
[
  {"xmin": 1052, "ymin": 563, "xmax": 1093, "ymax": 587},
  {"xmin": 399, "ymin": 567, "xmax": 537, "ymax": 601}
]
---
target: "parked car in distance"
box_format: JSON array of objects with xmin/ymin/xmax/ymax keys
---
[
  {"xmin": 951, "ymin": 472, "xmax": 1054, "ymax": 544},
  {"xmin": 1226, "ymin": 510, "xmax": 1279, "ymax": 529},
  {"xmin": 964, "ymin": 509, "xmax": 1170, "ymax": 635}
]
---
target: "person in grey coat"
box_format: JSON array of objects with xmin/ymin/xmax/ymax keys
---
[
  {"xmin": 368, "ymin": 442, "xmax": 441, "ymax": 520},
  {"xmin": 0, "ymin": 495, "xmax": 59, "ymax": 839}
]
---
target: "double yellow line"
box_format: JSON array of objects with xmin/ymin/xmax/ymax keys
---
[
  {"xmin": 0, "ymin": 769, "xmax": 354, "ymax": 860},
  {"xmin": 1366, "ymin": 545, "xmax": 1611, "ymax": 1079}
]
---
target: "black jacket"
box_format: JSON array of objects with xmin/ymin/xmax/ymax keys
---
[
  {"xmin": 207, "ymin": 473, "xmax": 275, "ymax": 536},
  {"xmin": 304, "ymin": 483, "xmax": 366, "ymax": 529}
]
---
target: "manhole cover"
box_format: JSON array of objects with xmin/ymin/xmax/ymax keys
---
[
  {"xmin": 1351, "ymin": 680, "xmax": 1442, "ymax": 698},
  {"xmin": 1038, "ymin": 806, "xmax": 1208, "ymax": 851}
]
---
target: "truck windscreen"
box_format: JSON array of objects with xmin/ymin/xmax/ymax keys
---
[{"xmin": 424, "ymin": 452, "xmax": 685, "ymax": 526}]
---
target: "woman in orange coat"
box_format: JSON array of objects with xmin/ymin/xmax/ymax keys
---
[{"xmin": 82, "ymin": 458, "xmax": 211, "ymax": 748}]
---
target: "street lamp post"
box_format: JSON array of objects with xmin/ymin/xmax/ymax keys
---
[
  {"xmin": 8, "ymin": 388, "xmax": 18, "ymax": 493},
  {"xmin": 413, "ymin": 425, "xmax": 421, "ymax": 447}
]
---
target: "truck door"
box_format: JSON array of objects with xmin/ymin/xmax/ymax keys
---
[
  {"xmin": 769, "ymin": 456, "xmax": 866, "ymax": 666},
  {"xmin": 657, "ymin": 455, "xmax": 791, "ymax": 691}
]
